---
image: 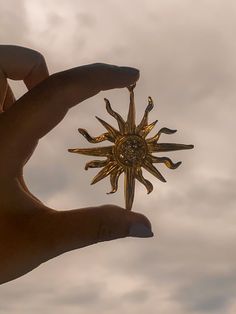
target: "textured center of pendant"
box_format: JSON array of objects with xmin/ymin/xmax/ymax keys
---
[{"xmin": 115, "ymin": 135, "xmax": 147, "ymax": 167}]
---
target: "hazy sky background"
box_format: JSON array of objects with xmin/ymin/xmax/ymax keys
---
[{"xmin": 0, "ymin": 0, "xmax": 236, "ymax": 313}]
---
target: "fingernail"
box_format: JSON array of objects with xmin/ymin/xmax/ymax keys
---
[
  {"xmin": 129, "ymin": 223, "xmax": 153, "ymax": 238},
  {"xmin": 120, "ymin": 66, "xmax": 140, "ymax": 76}
]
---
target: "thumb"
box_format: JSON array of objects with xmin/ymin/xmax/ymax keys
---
[
  {"xmin": 50, "ymin": 205, "xmax": 153, "ymax": 258},
  {"xmin": 91, "ymin": 205, "xmax": 154, "ymax": 242}
]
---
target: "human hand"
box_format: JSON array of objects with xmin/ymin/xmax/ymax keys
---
[{"xmin": 0, "ymin": 45, "xmax": 153, "ymax": 285}]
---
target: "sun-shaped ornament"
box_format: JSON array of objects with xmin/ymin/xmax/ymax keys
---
[{"xmin": 68, "ymin": 84, "xmax": 193, "ymax": 210}]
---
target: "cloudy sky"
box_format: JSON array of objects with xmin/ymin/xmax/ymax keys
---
[{"xmin": 1, "ymin": 0, "xmax": 236, "ymax": 313}]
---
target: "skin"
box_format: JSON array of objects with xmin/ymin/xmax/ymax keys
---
[{"xmin": 0, "ymin": 45, "xmax": 153, "ymax": 285}]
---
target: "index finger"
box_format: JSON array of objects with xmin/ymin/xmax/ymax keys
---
[{"xmin": 1, "ymin": 63, "xmax": 140, "ymax": 175}]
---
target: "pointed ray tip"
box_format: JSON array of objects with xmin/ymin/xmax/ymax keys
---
[
  {"xmin": 106, "ymin": 190, "xmax": 115, "ymax": 195},
  {"xmin": 68, "ymin": 148, "xmax": 74, "ymax": 153},
  {"xmin": 147, "ymin": 187, "xmax": 154, "ymax": 194},
  {"xmin": 148, "ymin": 96, "xmax": 153, "ymax": 102},
  {"xmin": 95, "ymin": 116, "xmax": 105, "ymax": 122},
  {"xmin": 173, "ymin": 161, "xmax": 182, "ymax": 169},
  {"xmin": 95, "ymin": 116, "xmax": 102, "ymax": 122},
  {"xmin": 146, "ymin": 97, "xmax": 154, "ymax": 111}
]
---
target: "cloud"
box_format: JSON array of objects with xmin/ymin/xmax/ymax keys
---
[
  {"xmin": 0, "ymin": 0, "xmax": 236, "ymax": 314},
  {"xmin": 0, "ymin": 1, "xmax": 28, "ymax": 43},
  {"xmin": 173, "ymin": 271, "xmax": 236, "ymax": 313},
  {"xmin": 49, "ymin": 281, "xmax": 105, "ymax": 307},
  {"xmin": 76, "ymin": 13, "xmax": 96, "ymax": 29},
  {"xmin": 121, "ymin": 288, "xmax": 150, "ymax": 303}
]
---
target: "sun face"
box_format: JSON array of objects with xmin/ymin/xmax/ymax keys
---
[
  {"xmin": 68, "ymin": 84, "xmax": 194, "ymax": 210},
  {"xmin": 115, "ymin": 135, "xmax": 147, "ymax": 167}
]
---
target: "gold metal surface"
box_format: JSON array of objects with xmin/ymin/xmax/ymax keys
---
[{"xmin": 68, "ymin": 84, "xmax": 194, "ymax": 210}]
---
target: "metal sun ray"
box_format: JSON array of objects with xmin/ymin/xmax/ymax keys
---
[{"xmin": 68, "ymin": 84, "xmax": 194, "ymax": 210}]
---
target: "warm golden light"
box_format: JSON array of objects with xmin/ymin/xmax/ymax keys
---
[{"xmin": 68, "ymin": 84, "xmax": 194, "ymax": 210}]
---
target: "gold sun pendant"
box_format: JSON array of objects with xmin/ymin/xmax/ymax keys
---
[{"xmin": 68, "ymin": 84, "xmax": 194, "ymax": 210}]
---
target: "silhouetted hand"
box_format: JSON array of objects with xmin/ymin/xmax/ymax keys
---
[{"xmin": 0, "ymin": 45, "xmax": 153, "ymax": 285}]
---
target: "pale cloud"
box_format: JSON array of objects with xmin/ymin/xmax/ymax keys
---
[
  {"xmin": 0, "ymin": 0, "xmax": 236, "ymax": 313},
  {"xmin": 0, "ymin": 0, "xmax": 28, "ymax": 44},
  {"xmin": 173, "ymin": 271, "xmax": 236, "ymax": 313}
]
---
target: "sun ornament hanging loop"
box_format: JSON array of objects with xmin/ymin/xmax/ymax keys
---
[{"xmin": 68, "ymin": 84, "xmax": 194, "ymax": 210}]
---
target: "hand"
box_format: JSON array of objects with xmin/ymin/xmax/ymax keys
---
[{"xmin": 0, "ymin": 45, "xmax": 153, "ymax": 285}]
